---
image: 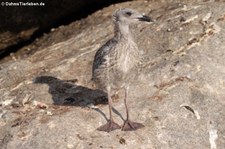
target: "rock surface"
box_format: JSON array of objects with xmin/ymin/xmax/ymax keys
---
[{"xmin": 1, "ymin": 0, "xmax": 225, "ymax": 148}]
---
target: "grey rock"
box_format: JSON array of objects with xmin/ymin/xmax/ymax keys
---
[{"xmin": 0, "ymin": 0, "xmax": 225, "ymax": 148}]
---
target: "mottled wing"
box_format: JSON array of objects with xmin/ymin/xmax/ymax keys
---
[{"xmin": 92, "ymin": 38, "xmax": 117, "ymax": 80}]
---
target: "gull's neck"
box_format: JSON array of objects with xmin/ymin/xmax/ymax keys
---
[{"xmin": 114, "ymin": 22, "xmax": 133, "ymax": 41}]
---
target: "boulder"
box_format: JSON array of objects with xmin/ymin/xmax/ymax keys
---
[{"xmin": 0, "ymin": 0, "xmax": 225, "ymax": 148}]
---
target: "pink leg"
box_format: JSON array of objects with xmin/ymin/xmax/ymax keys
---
[
  {"xmin": 97, "ymin": 86, "xmax": 120, "ymax": 132},
  {"xmin": 122, "ymin": 87, "xmax": 144, "ymax": 131}
]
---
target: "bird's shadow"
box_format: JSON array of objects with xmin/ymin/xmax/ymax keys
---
[{"xmin": 34, "ymin": 76, "xmax": 125, "ymax": 122}]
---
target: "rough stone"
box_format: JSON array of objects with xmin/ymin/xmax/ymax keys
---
[{"xmin": 0, "ymin": 0, "xmax": 225, "ymax": 148}]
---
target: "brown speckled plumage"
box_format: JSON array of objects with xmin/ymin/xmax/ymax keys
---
[{"xmin": 92, "ymin": 8, "xmax": 153, "ymax": 132}]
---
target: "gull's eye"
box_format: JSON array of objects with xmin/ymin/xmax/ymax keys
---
[{"xmin": 125, "ymin": 12, "xmax": 132, "ymax": 16}]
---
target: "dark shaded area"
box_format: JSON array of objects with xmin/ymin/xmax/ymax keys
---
[
  {"xmin": 0, "ymin": 0, "xmax": 129, "ymax": 32},
  {"xmin": 0, "ymin": 0, "xmax": 129, "ymax": 59},
  {"xmin": 34, "ymin": 76, "xmax": 107, "ymax": 106},
  {"xmin": 34, "ymin": 76, "xmax": 125, "ymax": 122}
]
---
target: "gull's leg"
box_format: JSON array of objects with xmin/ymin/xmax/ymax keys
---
[
  {"xmin": 97, "ymin": 86, "xmax": 120, "ymax": 132},
  {"xmin": 122, "ymin": 86, "xmax": 144, "ymax": 131}
]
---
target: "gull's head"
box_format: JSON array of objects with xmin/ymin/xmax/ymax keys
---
[{"xmin": 112, "ymin": 8, "xmax": 153, "ymax": 25}]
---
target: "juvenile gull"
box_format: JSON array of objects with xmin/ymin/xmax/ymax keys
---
[{"xmin": 92, "ymin": 8, "xmax": 152, "ymax": 132}]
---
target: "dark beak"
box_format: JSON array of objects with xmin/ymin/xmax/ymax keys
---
[{"xmin": 138, "ymin": 15, "xmax": 154, "ymax": 22}]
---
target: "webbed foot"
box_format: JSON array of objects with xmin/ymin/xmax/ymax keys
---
[
  {"xmin": 97, "ymin": 120, "xmax": 121, "ymax": 132},
  {"xmin": 122, "ymin": 120, "xmax": 144, "ymax": 131}
]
